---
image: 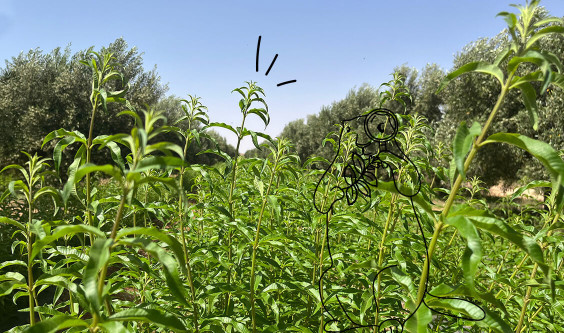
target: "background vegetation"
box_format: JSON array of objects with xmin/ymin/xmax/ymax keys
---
[{"xmin": 0, "ymin": 1, "xmax": 563, "ymax": 332}]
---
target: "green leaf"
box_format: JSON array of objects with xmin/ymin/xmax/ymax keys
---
[
  {"xmin": 93, "ymin": 138, "xmax": 125, "ymax": 172},
  {"xmin": 118, "ymin": 110, "xmax": 142, "ymax": 127},
  {"xmin": 211, "ymin": 205, "xmax": 233, "ymax": 221},
  {"xmin": 132, "ymin": 175, "xmax": 178, "ymax": 192},
  {"xmin": 469, "ymin": 215, "xmax": 546, "ymax": 268},
  {"xmin": 247, "ymin": 108, "xmax": 270, "ymax": 128},
  {"xmin": 373, "ymin": 180, "xmax": 435, "ymax": 219},
  {"xmin": 508, "ymin": 71, "xmax": 543, "ymax": 90},
  {"xmin": 496, "ymin": 11, "xmax": 517, "ymax": 29},
  {"xmin": 0, "ymin": 260, "xmax": 27, "ymax": 270},
  {"xmin": 526, "ymin": 25, "xmax": 564, "ymax": 50},
  {"xmin": 83, "ymin": 238, "xmax": 112, "ymax": 317},
  {"xmin": 51, "ymin": 136, "xmax": 76, "ymax": 173},
  {"xmin": 551, "ymin": 72, "xmax": 564, "ymax": 90},
  {"xmin": 231, "ymin": 87, "xmax": 246, "ymax": 99},
  {"xmin": 32, "ymin": 186, "xmax": 60, "ymax": 206},
  {"xmin": 254, "ymin": 176, "xmax": 264, "ymax": 197},
  {"xmin": 444, "ymin": 214, "xmax": 483, "ymax": 295},
  {"xmin": 132, "ymin": 156, "xmax": 185, "ymax": 174},
  {"xmin": 41, "ymin": 129, "xmax": 87, "ymax": 149},
  {"xmin": 21, "ymin": 315, "xmax": 89, "ymax": 333},
  {"xmin": 207, "ymin": 122, "xmax": 239, "ymax": 137},
  {"xmin": 507, "ymin": 50, "xmax": 555, "ymax": 92},
  {"xmin": 0, "ymin": 278, "xmax": 26, "ymax": 297},
  {"xmin": 493, "ymin": 46, "xmax": 512, "ymax": 67},
  {"xmin": 482, "ymin": 133, "xmax": 564, "ymax": 212},
  {"xmin": 97, "ymin": 321, "xmax": 130, "ymax": 333},
  {"xmin": 61, "ymin": 149, "xmax": 84, "ymax": 205},
  {"xmin": 109, "ymin": 307, "xmax": 187, "ymax": 332},
  {"xmin": 198, "ymin": 149, "xmax": 232, "ymax": 165},
  {"xmin": 405, "ymin": 299, "xmax": 432, "ymax": 333},
  {"xmin": 476, "ymin": 308, "xmax": 513, "ymax": 333},
  {"xmin": 8, "ymin": 179, "xmax": 28, "ymax": 199},
  {"xmin": 31, "ymin": 224, "xmax": 105, "ymax": 261},
  {"xmin": 118, "ymin": 237, "xmax": 189, "ymax": 307},
  {"xmin": 517, "ymin": 82, "xmax": 540, "ymax": 130},
  {"xmin": 0, "ymin": 216, "xmax": 26, "ymax": 231},
  {"xmin": 425, "ymin": 296, "xmax": 485, "ymax": 321},
  {"xmin": 449, "ymin": 205, "xmax": 551, "ymax": 293},
  {"xmin": 74, "ymin": 164, "xmax": 123, "ymax": 184},
  {"xmin": 114, "ymin": 227, "xmax": 187, "ymax": 274},
  {"xmin": 510, "ymin": 180, "xmax": 550, "ymax": 202},
  {"xmin": 453, "ymin": 121, "xmax": 481, "ymax": 179},
  {"xmin": 240, "ymin": 129, "xmax": 264, "ymax": 151},
  {"xmin": 228, "ymin": 221, "xmax": 253, "ymax": 244},
  {"xmin": 267, "ymin": 195, "xmax": 281, "ymax": 222},
  {"xmin": 145, "ymin": 142, "xmax": 184, "ymax": 159},
  {"xmin": 200, "ymin": 316, "xmax": 249, "ymax": 333},
  {"xmin": 97, "ymin": 88, "xmax": 108, "ymax": 111},
  {"xmin": 437, "ymin": 61, "xmax": 505, "ymax": 93},
  {"xmin": 62, "ymin": 164, "xmax": 122, "ymax": 204}
]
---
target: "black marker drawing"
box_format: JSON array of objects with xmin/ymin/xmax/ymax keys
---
[
  {"xmin": 256, "ymin": 35, "xmax": 296, "ymax": 87},
  {"xmin": 313, "ymin": 108, "xmax": 486, "ymax": 332}
]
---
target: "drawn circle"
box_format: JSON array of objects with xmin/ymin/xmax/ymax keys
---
[{"xmin": 365, "ymin": 108, "xmax": 398, "ymax": 142}]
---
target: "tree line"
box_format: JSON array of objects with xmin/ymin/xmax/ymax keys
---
[
  {"xmin": 248, "ymin": 8, "xmax": 564, "ymax": 187},
  {"xmin": 0, "ymin": 38, "xmax": 236, "ymax": 175},
  {"xmin": 1, "ymin": 10, "xmax": 562, "ymax": 188}
]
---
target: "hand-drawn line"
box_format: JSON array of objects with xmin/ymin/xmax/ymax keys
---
[
  {"xmin": 255, "ymin": 35, "xmax": 296, "ymax": 87},
  {"xmin": 256, "ymin": 35, "xmax": 261, "ymax": 72},
  {"xmin": 265, "ymin": 53, "xmax": 278, "ymax": 76},
  {"xmin": 277, "ymin": 80, "xmax": 297, "ymax": 87},
  {"xmin": 313, "ymin": 108, "xmax": 486, "ymax": 332}
]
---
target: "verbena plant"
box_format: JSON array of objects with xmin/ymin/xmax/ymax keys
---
[{"xmin": 0, "ymin": 1, "xmax": 562, "ymax": 332}]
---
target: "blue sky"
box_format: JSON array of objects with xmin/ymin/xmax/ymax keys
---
[{"xmin": 0, "ymin": 0, "xmax": 563, "ymax": 152}]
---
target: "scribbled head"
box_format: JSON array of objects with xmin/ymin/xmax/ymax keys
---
[
  {"xmin": 313, "ymin": 108, "xmax": 420, "ymax": 214},
  {"xmin": 313, "ymin": 108, "xmax": 398, "ymax": 212}
]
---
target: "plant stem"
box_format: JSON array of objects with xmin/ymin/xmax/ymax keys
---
[
  {"xmin": 225, "ymin": 113, "xmax": 247, "ymax": 312},
  {"xmin": 515, "ymin": 213, "xmax": 559, "ymax": 332},
  {"xmin": 373, "ymin": 194, "xmax": 397, "ymax": 331},
  {"xmin": 85, "ymin": 96, "xmax": 99, "ymax": 245},
  {"xmin": 316, "ymin": 145, "xmax": 349, "ymax": 332},
  {"xmin": 415, "ymin": 72, "xmax": 515, "ymax": 307},
  {"xmin": 177, "ymin": 123, "xmax": 200, "ymax": 332},
  {"xmin": 92, "ymin": 186, "xmax": 129, "ymax": 330},
  {"xmin": 250, "ymin": 150, "xmax": 279, "ymax": 333},
  {"xmin": 515, "ymin": 263, "xmax": 538, "ymax": 332},
  {"xmin": 27, "ymin": 188, "xmax": 36, "ymax": 326}
]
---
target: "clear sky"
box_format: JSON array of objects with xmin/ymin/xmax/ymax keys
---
[{"xmin": 0, "ymin": 0, "xmax": 563, "ymax": 152}]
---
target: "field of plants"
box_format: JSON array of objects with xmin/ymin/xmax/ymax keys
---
[{"xmin": 1, "ymin": 1, "xmax": 563, "ymax": 332}]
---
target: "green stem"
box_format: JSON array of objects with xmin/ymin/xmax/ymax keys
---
[
  {"xmin": 92, "ymin": 187, "xmax": 128, "ymax": 330},
  {"xmin": 27, "ymin": 191, "xmax": 36, "ymax": 326},
  {"xmin": 225, "ymin": 112, "xmax": 247, "ymax": 312},
  {"xmin": 415, "ymin": 71, "xmax": 515, "ymax": 305},
  {"xmin": 372, "ymin": 132, "xmax": 415, "ymax": 331},
  {"xmin": 85, "ymin": 97, "xmax": 98, "ymax": 246},
  {"xmin": 178, "ymin": 127, "xmax": 200, "ymax": 332},
  {"xmin": 250, "ymin": 153, "xmax": 279, "ymax": 333},
  {"xmin": 318, "ymin": 214, "xmax": 328, "ymax": 333},
  {"xmin": 515, "ymin": 263, "xmax": 538, "ymax": 332},
  {"xmin": 317, "ymin": 151, "xmax": 348, "ymax": 332},
  {"xmin": 373, "ymin": 194, "xmax": 397, "ymax": 331}
]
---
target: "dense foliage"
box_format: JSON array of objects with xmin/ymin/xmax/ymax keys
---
[
  {"xmin": 0, "ymin": 38, "xmax": 235, "ymax": 170},
  {"xmin": 0, "ymin": 1, "xmax": 563, "ymax": 333}
]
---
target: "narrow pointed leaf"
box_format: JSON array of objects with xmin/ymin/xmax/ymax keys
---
[
  {"xmin": 437, "ymin": 62, "xmax": 505, "ymax": 93},
  {"xmin": 453, "ymin": 121, "xmax": 481, "ymax": 179}
]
